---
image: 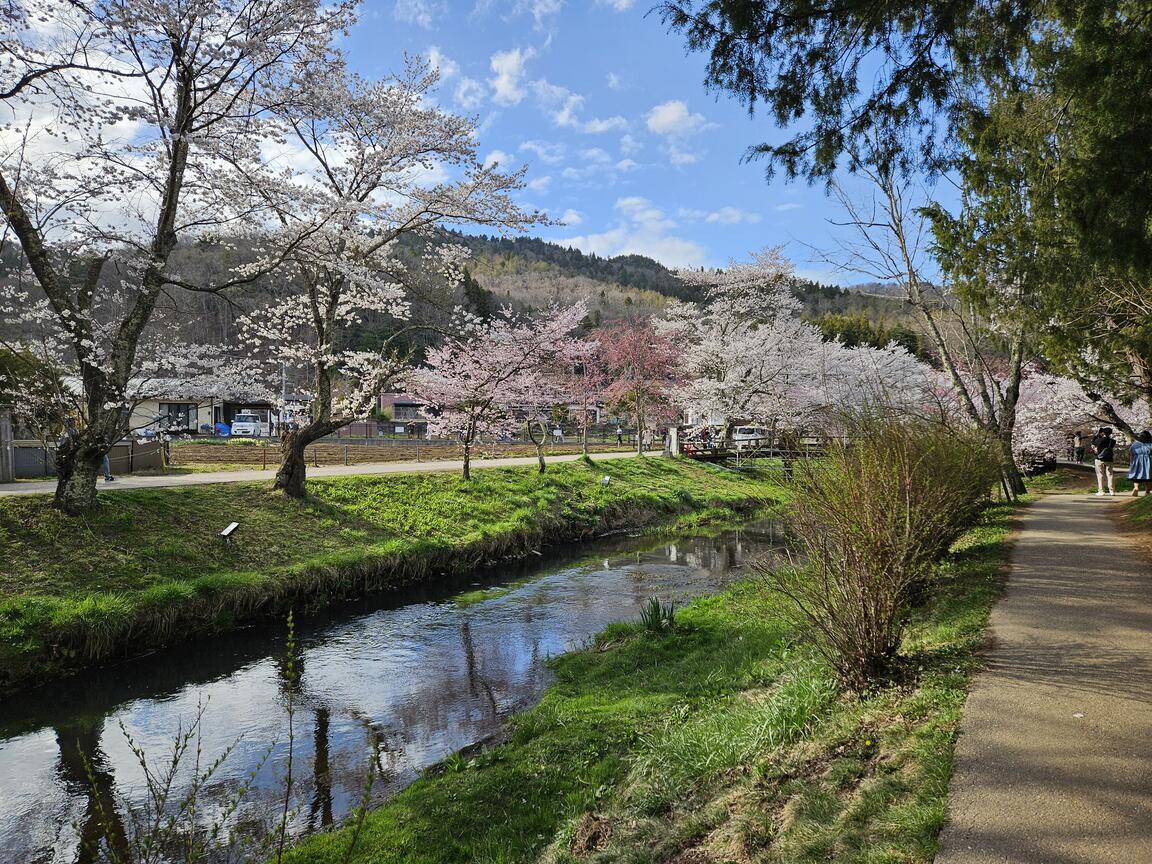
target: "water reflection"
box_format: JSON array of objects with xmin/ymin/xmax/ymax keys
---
[{"xmin": 0, "ymin": 520, "xmax": 782, "ymax": 863}]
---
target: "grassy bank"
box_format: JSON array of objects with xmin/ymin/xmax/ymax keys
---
[
  {"xmin": 0, "ymin": 458, "xmax": 782, "ymax": 689},
  {"xmin": 1127, "ymin": 492, "xmax": 1152, "ymax": 522},
  {"xmin": 283, "ymin": 500, "xmax": 1016, "ymax": 864}
]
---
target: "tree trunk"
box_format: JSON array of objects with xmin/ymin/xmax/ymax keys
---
[
  {"xmin": 54, "ymin": 450, "xmax": 103, "ymax": 515},
  {"xmin": 275, "ymin": 433, "xmax": 309, "ymax": 499},
  {"xmin": 526, "ymin": 420, "xmax": 546, "ymax": 473},
  {"xmin": 997, "ymin": 433, "xmax": 1026, "ymax": 497},
  {"xmin": 635, "ymin": 391, "xmax": 644, "ymax": 456},
  {"xmin": 462, "ymin": 437, "xmax": 472, "ymax": 481},
  {"xmin": 581, "ymin": 395, "xmax": 589, "ymax": 457}
]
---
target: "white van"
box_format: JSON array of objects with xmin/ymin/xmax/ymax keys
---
[
  {"xmin": 732, "ymin": 426, "xmax": 769, "ymax": 446},
  {"xmin": 230, "ymin": 413, "xmax": 265, "ymax": 437}
]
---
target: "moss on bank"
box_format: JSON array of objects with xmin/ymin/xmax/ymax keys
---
[
  {"xmin": 282, "ymin": 501, "xmax": 1016, "ymax": 864},
  {"xmin": 0, "ymin": 458, "xmax": 782, "ymax": 689}
]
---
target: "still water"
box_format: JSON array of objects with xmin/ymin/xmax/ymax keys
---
[{"xmin": 0, "ymin": 519, "xmax": 784, "ymax": 862}]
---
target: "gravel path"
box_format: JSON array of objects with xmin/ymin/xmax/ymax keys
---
[
  {"xmin": 936, "ymin": 493, "xmax": 1152, "ymax": 863},
  {"xmin": 0, "ymin": 451, "xmax": 640, "ymax": 496}
]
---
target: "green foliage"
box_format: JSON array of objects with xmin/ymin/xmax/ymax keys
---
[
  {"xmin": 656, "ymin": 0, "xmax": 1037, "ymax": 180},
  {"xmin": 638, "ymin": 596, "xmax": 677, "ymax": 635},
  {"xmin": 461, "ymin": 267, "xmax": 497, "ymax": 319},
  {"xmin": 281, "ymin": 501, "xmax": 1017, "ymax": 864},
  {"xmin": 0, "ymin": 347, "xmax": 67, "ymax": 438},
  {"xmin": 811, "ymin": 311, "xmax": 926, "ymax": 358},
  {"xmin": 0, "ymin": 459, "xmax": 783, "ymax": 686}
]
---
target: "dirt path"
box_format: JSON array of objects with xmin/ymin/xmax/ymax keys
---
[
  {"xmin": 0, "ymin": 451, "xmax": 640, "ymax": 497},
  {"xmin": 936, "ymin": 493, "xmax": 1152, "ymax": 863}
]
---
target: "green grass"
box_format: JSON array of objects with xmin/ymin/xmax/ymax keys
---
[
  {"xmin": 0, "ymin": 457, "xmax": 783, "ymax": 688},
  {"xmin": 283, "ymin": 500, "xmax": 1017, "ymax": 864},
  {"xmin": 1127, "ymin": 491, "xmax": 1152, "ymax": 520}
]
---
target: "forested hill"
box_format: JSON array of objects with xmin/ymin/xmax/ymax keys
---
[
  {"xmin": 414, "ymin": 230, "xmax": 915, "ymax": 329},
  {"xmin": 1, "ymin": 230, "xmax": 918, "ymax": 348},
  {"xmin": 435, "ymin": 231, "xmax": 700, "ymax": 301}
]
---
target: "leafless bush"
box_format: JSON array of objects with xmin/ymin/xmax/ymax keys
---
[{"xmin": 762, "ymin": 413, "xmax": 999, "ymax": 691}]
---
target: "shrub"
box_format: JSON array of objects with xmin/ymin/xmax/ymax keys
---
[
  {"xmin": 638, "ymin": 596, "xmax": 676, "ymax": 635},
  {"xmin": 762, "ymin": 413, "xmax": 999, "ymax": 691}
]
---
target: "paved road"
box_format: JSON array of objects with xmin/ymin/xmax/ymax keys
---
[
  {"xmin": 0, "ymin": 451, "xmax": 641, "ymax": 497},
  {"xmin": 936, "ymin": 493, "xmax": 1152, "ymax": 863}
]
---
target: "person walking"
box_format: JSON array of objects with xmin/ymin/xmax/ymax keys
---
[
  {"xmin": 1073, "ymin": 430, "xmax": 1085, "ymax": 463},
  {"xmin": 1127, "ymin": 430, "xmax": 1152, "ymax": 496},
  {"xmin": 1092, "ymin": 427, "xmax": 1116, "ymax": 496},
  {"xmin": 615, "ymin": 425, "xmax": 623, "ymax": 446}
]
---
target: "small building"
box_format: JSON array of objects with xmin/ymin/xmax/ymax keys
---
[
  {"xmin": 124, "ymin": 384, "xmax": 310, "ymax": 437},
  {"xmin": 378, "ymin": 392, "xmax": 430, "ymax": 437}
]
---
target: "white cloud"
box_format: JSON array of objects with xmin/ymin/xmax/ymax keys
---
[
  {"xmin": 559, "ymin": 208, "xmax": 583, "ymax": 226},
  {"xmin": 533, "ymin": 79, "xmax": 584, "ymax": 127},
  {"xmin": 562, "ymin": 147, "xmax": 617, "ymax": 180},
  {"xmin": 597, "ymin": 0, "xmax": 635, "ymax": 10},
  {"xmin": 520, "ymin": 139, "xmax": 566, "ymax": 164},
  {"xmin": 620, "ymin": 134, "xmax": 641, "ymax": 156},
  {"xmin": 583, "ymin": 115, "xmax": 627, "ymax": 134},
  {"xmin": 527, "ymin": 0, "xmax": 564, "ymax": 30},
  {"xmin": 489, "ymin": 47, "xmax": 536, "ymax": 106},
  {"xmin": 668, "ymin": 146, "xmax": 698, "ymax": 165},
  {"xmin": 678, "ymin": 206, "xmax": 762, "ymax": 225},
  {"xmin": 645, "ymin": 100, "xmax": 708, "ymax": 137},
  {"xmin": 527, "ymin": 175, "xmax": 553, "ymax": 192},
  {"xmin": 616, "ymin": 158, "xmax": 638, "ymax": 172},
  {"xmin": 483, "ymin": 149, "xmax": 513, "ymax": 168},
  {"xmin": 533, "ymin": 80, "xmax": 624, "ymax": 134},
  {"xmin": 579, "ymin": 147, "xmax": 612, "ymax": 164},
  {"xmin": 775, "ymin": 202, "xmax": 803, "ymax": 212},
  {"xmin": 426, "ymin": 46, "xmax": 458, "ymax": 80},
  {"xmin": 561, "ymin": 196, "xmax": 704, "ymax": 268},
  {"xmin": 395, "ymin": 0, "xmax": 445, "ymax": 29},
  {"xmin": 606, "ymin": 72, "xmax": 623, "ymax": 90},
  {"xmin": 455, "ymin": 77, "xmax": 485, "ymax": 109}
]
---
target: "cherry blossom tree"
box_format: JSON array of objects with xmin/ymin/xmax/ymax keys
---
[
  {"xmin": 664, "ymin": 248, "xmax": 938, "ymax": 444},
  {"xmin": 409, "ymin": 303, "xmax": 588, "ymax": 480},
  {"xmin": 0, "ymin": 0, "xmax": 354, "ymax": 513},
  {"xmin": 1014, "ymin": 369, "xmax": 1152, "ymax": 457},
  {"xmin": 598, "ymin": 319, "xmax": 682, "ymax": 455},
  {"xmin": 665, "ymin": 248, "xmax": 823, "ymax": 436},
  {"xmin": 236, "ymin": 56, "xmax": 545, "ymax": 497},
  {"xmin": 564, "ymin": 339, "xmax": 608, "ymax": 456}
]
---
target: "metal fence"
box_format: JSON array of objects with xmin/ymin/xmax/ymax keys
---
[{"xmin": 8, "ymin": 440, "xmax": 165, "ymax": 479}]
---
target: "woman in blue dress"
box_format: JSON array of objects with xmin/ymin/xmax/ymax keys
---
[{"xmin": 1128, "ymin": 430, "xmax": 1152, "ymax": 496}]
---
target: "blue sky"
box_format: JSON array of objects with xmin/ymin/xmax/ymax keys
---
[{"xmin": 343, "ymin": 1, "xmax": 895, "ymax": 282}]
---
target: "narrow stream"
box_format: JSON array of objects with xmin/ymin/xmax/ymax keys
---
[{"xmin": 0, "ymin": 518, "xmax": 785, "ymax": 863}]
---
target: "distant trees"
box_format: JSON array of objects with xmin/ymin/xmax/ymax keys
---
[
  {"xmin": 812, "ymin": 313, "xmax": 924, "ymax": 359},
  {"xmin": 663, "ymin": 248, "xmax": 933, "ymax": 437},
  {"xmin": 409, "ymin": 304, "xmax": 587, "ymax": 479},
  {"xmin": 598, "ymin": 320, "xmax": 682, "ymax": 455},
  {"xmin": 665, "ymin": 248, "xmax": 816, "ymax": 434}
]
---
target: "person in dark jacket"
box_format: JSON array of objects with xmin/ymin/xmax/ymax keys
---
[{"xmin": 1092, "ymin": 427, "xmax": 1116, "ymax": 496}]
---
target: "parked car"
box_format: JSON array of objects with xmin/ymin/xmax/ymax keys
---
[
  {"xmin": 732, "ymin": 426, "xmax": 769, "ymax": 446},
  {"xmin": 230, "ymin": 413, "xmax": 265, "ymax": 437}
]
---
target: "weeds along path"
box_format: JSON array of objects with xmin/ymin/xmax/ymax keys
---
[
  {"xmin": 937, "ymin": 493, "xmax": 1152, "ymax": 863},
  {"xmin": 0, "ymin": 451, "xmax": 639, "ymax": 496}
]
